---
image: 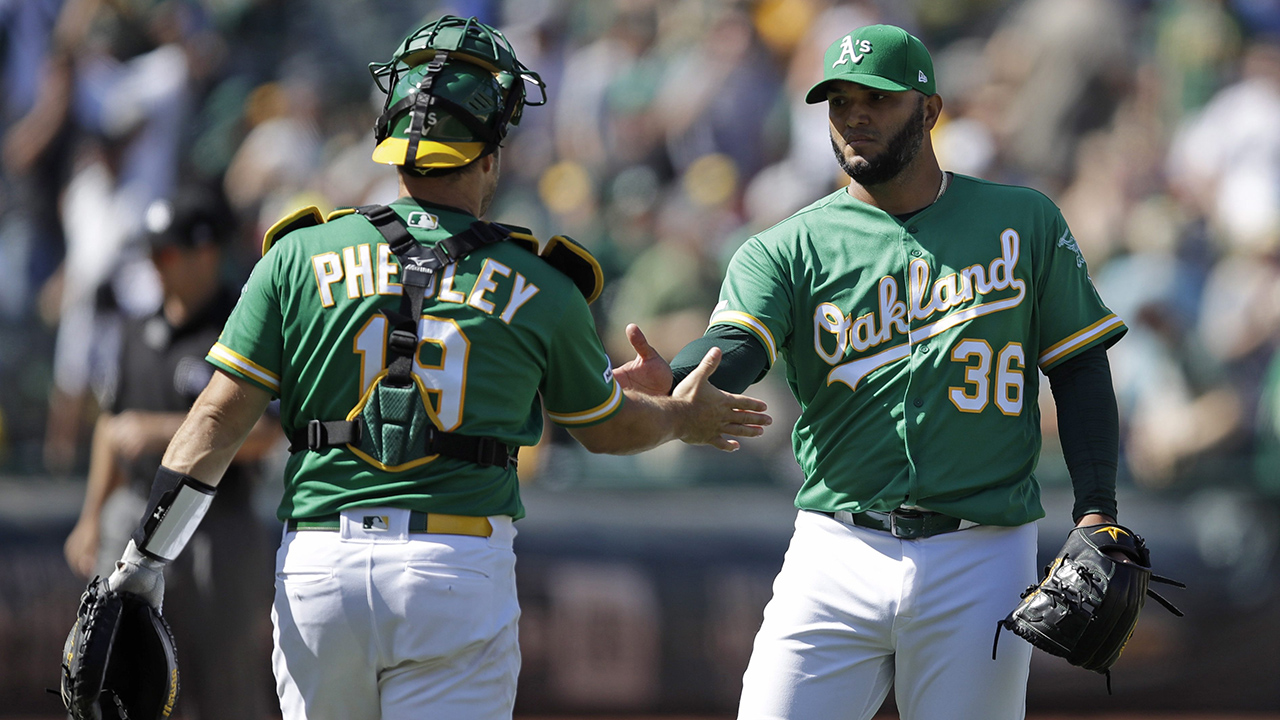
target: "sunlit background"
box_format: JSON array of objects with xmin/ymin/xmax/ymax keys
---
[{"xmin": 2, "ymin": 0, "xmax": 1279, "ymax": 716}]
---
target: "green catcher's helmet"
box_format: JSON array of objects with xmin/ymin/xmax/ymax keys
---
[{"xmin": 370, "ymin": 15, "xmax": 546, "ymax": 173}]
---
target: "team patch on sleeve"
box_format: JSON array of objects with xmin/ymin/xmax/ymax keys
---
[
  {"xmin": 1038, "ymin": 314, "xmax": 1126, "ymax": 369},
  {"xmin": 207, "ymin": 342, "xmax": 281, "ymax": 393},
  {"xmin": 547, "ymin": 381, "xmax": 623, "ymax": 426},
  {"xmin": 710, "ymin": 309, "xmax": 778, "ymax": 366}
]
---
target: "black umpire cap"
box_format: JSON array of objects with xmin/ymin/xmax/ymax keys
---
[{"xmin": 143, "ymin": 186, "xmax": 234, "ymax": 250}]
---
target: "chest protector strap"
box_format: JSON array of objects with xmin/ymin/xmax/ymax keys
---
[{"xmin": 288, "ymin": 204, "xmax": 516, "ymax": 469}]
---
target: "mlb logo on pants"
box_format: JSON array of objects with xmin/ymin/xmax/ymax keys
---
[{"xmin": 363, "ymin": 516, "xmax": 390, "ymax": 531}]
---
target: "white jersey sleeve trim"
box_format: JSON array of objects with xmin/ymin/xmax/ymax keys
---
[
  {"xmin": 710, "ymin": 310, "xmax": 778, "ymax": 366},
  {"xmin": 548, "ymin": 381, "xmax": 623, "ymax": 425},
  {"xmin": 1038, "ymin": 314, "xmax": 1125, "ymax": 368}
]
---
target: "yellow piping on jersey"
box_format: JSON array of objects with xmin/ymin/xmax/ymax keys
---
[
  {"xmin": 548, "ymin": 381, "xmax": 623, "ymax": 425},
  {"xmin": 1038, "ymin": 314, "xmax": 1125, "ymax": 369},
  {"xmin": 208, "ymin": 342, "xmax": 281, "ymax": 392},
  {"xmin": 710, "ymin": 310, "xmax": 778, "ymax": 365}
]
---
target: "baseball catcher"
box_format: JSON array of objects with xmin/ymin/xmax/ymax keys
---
[{"xmin": 994, "ymin": 523, "xmax": 1185, "ymax": 690}]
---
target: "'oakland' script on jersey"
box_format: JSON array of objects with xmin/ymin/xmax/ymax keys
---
[{"xmin": 820, "ymin": 229, "xmax": 1024, "ymax": 391}]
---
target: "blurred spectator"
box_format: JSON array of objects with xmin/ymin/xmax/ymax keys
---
[
  {"xmin": 653, "ymin": 4, "xmax": 785, "ymax": 180},
  {"xmin": 0, "ymin": 0, "xmax": 72, "ymax": 320},
  {"xmin": 1167, "ymin": 40, "xmax": 1280, "ymax": 256},
  {"xmin": 985, "ymin": 0, "xmax": 1132, "ymax": 189},
  {"xmin": 223, "ymin": 73, "xmax": 325, "ymax": 238},
  {"xmin": 63, "ymin": 185, "xmax": 278, "ymax": 720},
  {"xmin": 40, "ymin": 0, "xmax": 194, "ymax": 472}
]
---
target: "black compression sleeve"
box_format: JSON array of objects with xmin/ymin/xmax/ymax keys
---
[
  {"xmin": 669, "ymin": 325, "xmax": 771, "ymax": 394},
  {"xmin": 1046, "ymin": 344, "xmax": 1120, "ymax": 522}
]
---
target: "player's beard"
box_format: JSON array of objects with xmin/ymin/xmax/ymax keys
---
[{"xmin": 831, "ymin": 97, "xmax": 926, "ymax": 186}]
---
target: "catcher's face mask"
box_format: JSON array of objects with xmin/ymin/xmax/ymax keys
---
[{"xmin": 369, "ymin": 15, "xmax": 546, "ymax": 173}]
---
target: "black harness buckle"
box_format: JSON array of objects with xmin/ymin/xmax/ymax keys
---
[
  {"xmin": 388, "ymin": 328, "xmax": 419, "ymax": 357},
  {"xmin": 305, "ymin": 419, "xmax": 326, "ymax": 451}
]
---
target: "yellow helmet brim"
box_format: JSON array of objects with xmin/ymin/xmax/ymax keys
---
[{"xmin": 372, "ymin": 138, "xmax": 486, "ymax": 168}]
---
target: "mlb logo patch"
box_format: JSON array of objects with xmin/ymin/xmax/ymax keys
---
[
  {"xmin": 406, "ymin": 211, "xmax": 438, "ymax": 230},
  {"xmin": 363, "ymin": 515, "xmax": 391, "ymax": 531}
]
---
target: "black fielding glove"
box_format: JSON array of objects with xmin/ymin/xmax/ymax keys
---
[{"xmin": 994, "ymin": 524, "xmax": 1185, "ymax": 686}]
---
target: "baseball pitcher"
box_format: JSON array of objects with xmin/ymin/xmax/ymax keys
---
[{"xmin": 613, "ymin": 24, "xmax": 1139, "ymax": 720}]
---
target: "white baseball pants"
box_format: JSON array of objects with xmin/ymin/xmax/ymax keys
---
[
  {"xmin": 738, "ymin": 509, "xmax": 1037, "ymax": 720},
  {"xmin": 271, "ymin": 508, "xmax": 521, "ymax": 720}
]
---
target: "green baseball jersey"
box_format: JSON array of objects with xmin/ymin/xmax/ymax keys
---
[
  {"xmin": 207, "ymin": 197, "xmax": 622, "ymax": 521},
  {"xmin": 712, "ymin": 174, "xmax": 1125, "ymax": 526}
]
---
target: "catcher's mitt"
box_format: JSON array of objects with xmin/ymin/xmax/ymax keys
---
[
  {"xmin": 994, "ymin": 524, "xmax": 1185, "ymax": 687},
  {"xmin": 59, "ymin": 577, "xmax": 180, "ymax": 720}
]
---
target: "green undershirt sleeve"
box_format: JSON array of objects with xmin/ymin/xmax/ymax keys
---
[
  {"xmin": 1046, "ymin": 344, "xmax": 1120, "ymax": 523},
  {"xmin": 669, "ymin": 325, "xmax": 771, "ymax": 394}
]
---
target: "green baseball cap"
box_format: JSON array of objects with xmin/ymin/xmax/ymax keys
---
[{"xmin": 805, "ymin": 25, "xmax": 936, "ymax": 104}]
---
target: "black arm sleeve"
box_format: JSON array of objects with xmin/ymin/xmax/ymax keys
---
[
  {"xmin": 669, "ymin": 325, "xmax": 771, "ymax": 394},
  {"xmin": 1045, "ymin": 344, "xmax": 1120, "ymax": 522}
]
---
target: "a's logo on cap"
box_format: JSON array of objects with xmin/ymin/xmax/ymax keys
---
[
  {"xmin": 918, "ymin": 70, "xmax": 928, "ymax": 83},
  {"xmin": 833, "ymin": 36, "xmax": 873, "ymax": 67}
]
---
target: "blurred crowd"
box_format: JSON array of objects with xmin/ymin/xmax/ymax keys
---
[{"xmin": 3, "ymin": 0, "xmax": 1280, "ymax": 496}]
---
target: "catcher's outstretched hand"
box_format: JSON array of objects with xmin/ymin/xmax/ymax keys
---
[
  {"xmin": 672, "ymin": 347, "xmax": 771, "ymax": 451},
  {"xmin": 612, "ymin": 324, "xmax": 674, "ymax": 396}
]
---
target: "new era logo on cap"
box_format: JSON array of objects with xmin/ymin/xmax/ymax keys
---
[{"xmin": 806, "ymin": 24, "xmax": 937, "ymax": 103}]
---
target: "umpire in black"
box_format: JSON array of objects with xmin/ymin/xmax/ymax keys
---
[{"xmin": 64, "ymin": 185, "xmax": 278, "ymax": 719}]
